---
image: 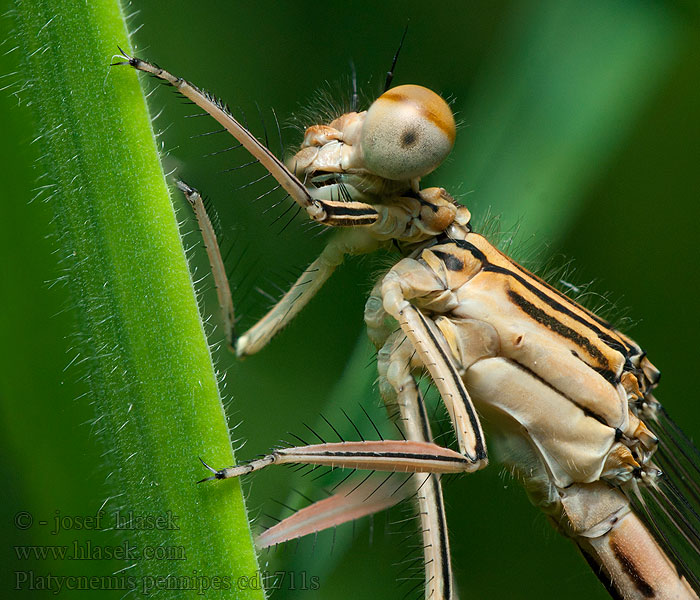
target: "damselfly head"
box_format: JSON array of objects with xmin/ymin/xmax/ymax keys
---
[{"xmin": 289, "ymin": 84, "xmax": 455, "ymax": 200}]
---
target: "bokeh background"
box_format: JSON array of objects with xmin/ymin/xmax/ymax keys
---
[{"xmin": 2, "ymin": 0, "xmax": 700, "ymax": 598}]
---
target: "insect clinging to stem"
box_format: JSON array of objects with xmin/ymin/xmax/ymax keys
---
[{"xmin": 114, "ymin": 33, "xmax": 700, "ymax": 600}]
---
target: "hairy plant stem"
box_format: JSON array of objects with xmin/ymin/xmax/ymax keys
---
[{"xmin": 12, "ymin": 1, "xmax": 264, "ymax": 596}]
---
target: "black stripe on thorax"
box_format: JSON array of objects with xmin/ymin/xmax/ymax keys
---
[
  {"xmin": 490, "ymin": 264, "xmax": 628, "ymax": 357},
  {"xmin": 448, "ymin": 238, "xmax": 630, "ymax": 361},
  {"xmin": 499, "ymin": 256, "xmax": 635, "ymax": 355},
  {"xmin": 508, "ymin": 290, "xmax": 619, "ymax": 380},
  {"xmin": 432, "ymin": 250, "xmax": 464, "ymax": 272},
  {"xmin": 502, "ymin": 251, "xmax": 618, "ymax": 330}
]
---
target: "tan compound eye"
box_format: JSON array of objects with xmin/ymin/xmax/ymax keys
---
[{"xmin": 360, "ymin": 84, "xmax": 456, "ymax": 181}]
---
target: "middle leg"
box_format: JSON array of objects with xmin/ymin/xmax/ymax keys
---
[
  {"xmin": 248, "ymin": 325, "xmax": 457, "ymax": 599},
  {"xmin": 178, "ymin": 180, "xmax": 381, "ymax": 356}
]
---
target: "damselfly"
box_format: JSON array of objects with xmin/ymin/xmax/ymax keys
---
[{"xmin": 116, "ymin": 36, "xmax": 700, "ymax": 600}]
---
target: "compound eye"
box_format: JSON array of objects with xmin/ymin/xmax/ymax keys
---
[{"xmin": 360, "ymin": 84, "xmax": 456, "ymax": 181}]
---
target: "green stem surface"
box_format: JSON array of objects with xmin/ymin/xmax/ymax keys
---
[{"xmin": 12, "ymin": 1, "xmax": 263, "ymax": 596}]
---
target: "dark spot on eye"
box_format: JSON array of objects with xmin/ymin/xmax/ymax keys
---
[{"xmin": 400, "ymin": 129, "xmax": 418, "ymax": 148}]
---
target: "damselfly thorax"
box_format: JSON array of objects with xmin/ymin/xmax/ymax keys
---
[{"xmin": 117, "ymin": 48, "xmax": 700, "ymax": 600}]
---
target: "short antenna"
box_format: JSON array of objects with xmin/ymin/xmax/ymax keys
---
[{"xmin": 384, "ymin": 23, "xmax": 409, "ymax": 92}]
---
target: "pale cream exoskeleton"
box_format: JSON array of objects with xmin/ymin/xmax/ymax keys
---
[{"xmin": 116, "ymin": 47, "xmax": 700, "ymax": 600}]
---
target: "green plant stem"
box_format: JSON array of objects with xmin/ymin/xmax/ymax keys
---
[{"xmin": 13, "ymin": 1, "xmax": 263, "ymax": 596}]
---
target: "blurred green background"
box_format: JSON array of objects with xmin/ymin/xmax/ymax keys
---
[{"xmin": 2, "ymin": 0, "xmax": 699, "ymax": 598}]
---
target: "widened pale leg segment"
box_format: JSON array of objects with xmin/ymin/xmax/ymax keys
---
[
  {"xmin": 255, "ymin": 473, "xmax": 412, "ymax": 549},
  {"xmin": 232, "ymin": 293, "xmax": 465, "ymax": 597},
  {"xmin": 247, "ymin": 324, "xmax": 456, "ymax": 598},
  {"xmin": 248, "ymin": 335, "xmax": 457, "ymax": 600}
]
